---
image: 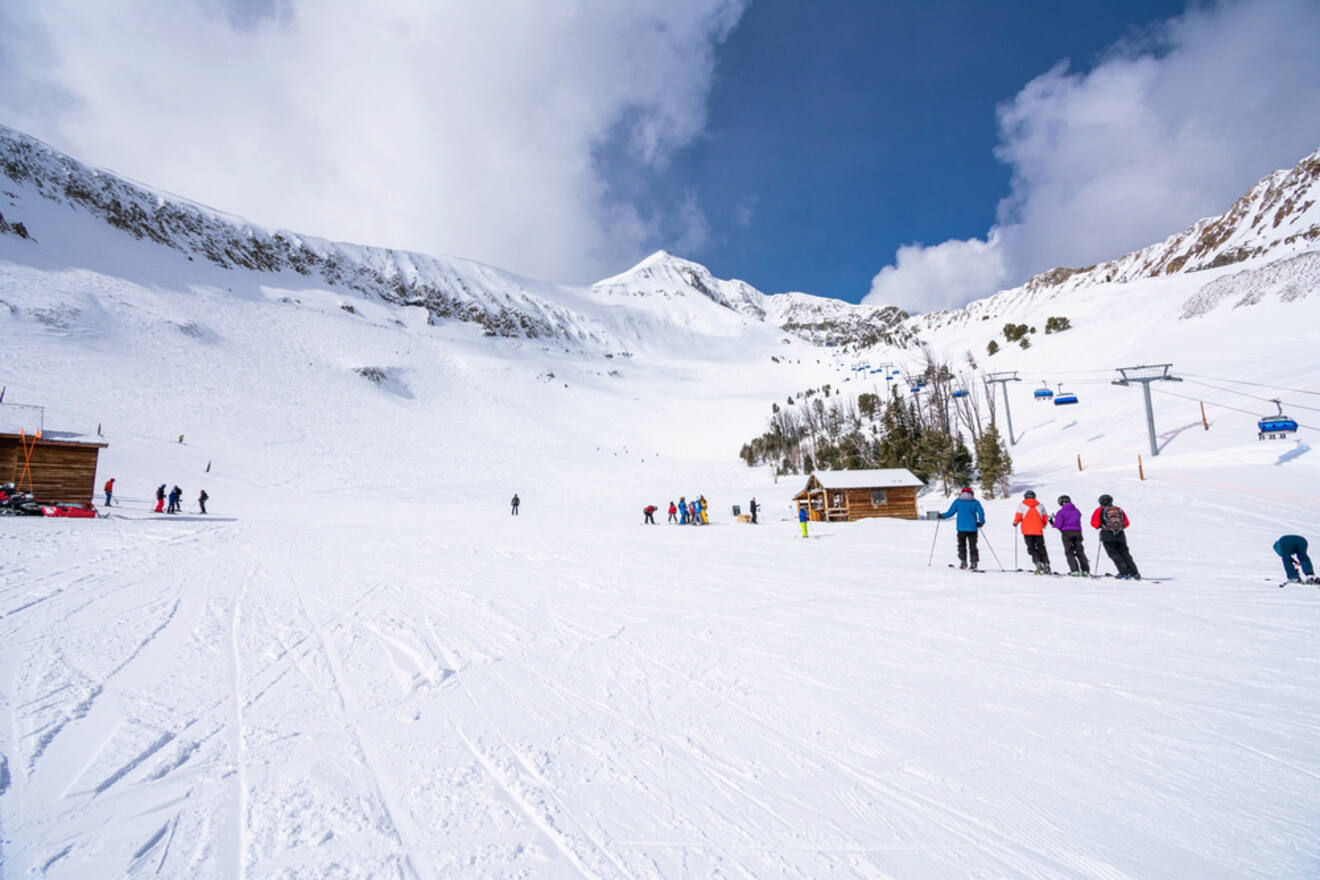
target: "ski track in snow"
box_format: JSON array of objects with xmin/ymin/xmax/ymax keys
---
[{"xmin": 3, "ymin": 200, "xmax": 1320, "ymax": 876}]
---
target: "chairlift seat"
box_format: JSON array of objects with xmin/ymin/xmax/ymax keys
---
[
  {"xmin": 1053, "ymin": 394, "xmax": 1079, "ymax": 405},
  {"xmin": 1034, "ymin": 389, "xmax": 1055, "ymax": 400}
]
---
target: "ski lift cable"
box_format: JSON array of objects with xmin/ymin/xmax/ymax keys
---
[
  {"xmin": 1179, "ymin": 371, "xmax": 1320, "ymax": 397},
  {"xmin": 1151, "ymin": 387, "xmax": 1320, "ymax": 431},
  {"xmin": 1179, "ymin": 378, "xmax": 1320, "ymax": 413}
]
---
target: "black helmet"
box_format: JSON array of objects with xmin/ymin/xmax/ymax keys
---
[
  {"xmin": 1024, "ymin": 490, "xmax": 1036, "ymax": 499},
  {"xmin": 1098, "ymin": 494, "xmax": 1113, "ymax": 506},
  {"xmin": 1057, "ymin": 495, "xmax": 1070, "ymax": 505}
]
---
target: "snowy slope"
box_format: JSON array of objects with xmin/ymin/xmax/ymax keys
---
[{"xmin": 2, "ymin": 130, "xmax": 1320, "ymax": 879}]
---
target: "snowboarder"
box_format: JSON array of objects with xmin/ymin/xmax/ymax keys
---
[
  {"xmin": 1091, "ymin": 494, "xmax": 1140, "ymax": 579},
  {"xmin": 1052, "ymin": 495, "xmax": 1090, "ymax": 576},
  {"xmin": 198, "ymin": 489, "xmax": 209, "ymax": 515},
  {"xmin": 668, "ymin": 501, "xmax": 678, "ymax": 523},
  {"xmin": 104, "ymin": 477, "xmax": 115, "ymax": 507},
  {"xmin": 798, "ymin": 502, "xmax": 809, "ymax": 538},
  {"xmin": 678, "ymin": 496, "xmax": 688, "ymax": 524},
  {"xmin": 167, "ymin": 485, "xmax": 182, "ymax": 514},
  {"xmin": 939, "ymin": 487, "xmax": 985, "ymax": 570},
  {"xmin": 155, "ymin": 483, "xmax": 166, "ymax": 513},
  {"xmin": 1013, "ymin": 490, "xmax": 1052, "ymax": 574},
  {"xmin": 510, "ymin": 493, "xmax": 520, "ymax": 516},
  {"xmin": 1273, "ymin": 534, "xmax": 1316, "ymax": 584},
  {"xmin": 643, "ymin": 504, "xmax": 657, "ymax": 524},
  {"xmin": 749, "ymin": 497, "xmax": 758, "ymax": 524}
]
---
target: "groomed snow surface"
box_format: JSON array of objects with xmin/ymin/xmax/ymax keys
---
[{"xmin": 3, "ymin": 219, "xmax": 1320, "ymax": 877}]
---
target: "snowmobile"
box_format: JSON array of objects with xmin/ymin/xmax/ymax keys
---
[{"xmin": 0, "ymin": 489, "xmax": 44, "ymax": 516}]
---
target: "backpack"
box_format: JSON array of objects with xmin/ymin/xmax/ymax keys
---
[{"xmin": 1100, "ymin": 505, "xmax": 1126, "ymax": 532}]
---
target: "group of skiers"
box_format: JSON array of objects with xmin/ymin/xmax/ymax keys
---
[
  {"xmin": 939, "ymin": 487, "xmax": 1141, "ymax": 578},
  {"xmin": 661, "ymin": 495, "xmax": 711, "ymax": 525},
  {"xmin": 153, "ymin": 482, "xmax": 208, "ymax": 514}
]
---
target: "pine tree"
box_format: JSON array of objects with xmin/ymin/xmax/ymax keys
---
[
  {"xmin": 975, "ymin": 425, "xmax": 1013, "ymax": 498},
  {"xmin": 948, "ymin": 434, "xmax": 974, "ymax": 490}
]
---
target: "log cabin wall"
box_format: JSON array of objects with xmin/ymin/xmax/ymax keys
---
[
  {"xmin": 0, "ymin": 436, "xmax": 104, "ymax": 506},
  {"xmin": 841, "ymin": 485, "xmax": 919, "ymax": 521}
]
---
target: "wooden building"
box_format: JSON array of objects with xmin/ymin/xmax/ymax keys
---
[
  {"xmin": 794, "ymin": 468, "xmax": 925, "ymax": 522},
  {"xmin": 1, "ymin": 432, "xmax": 109, "ymax": 506}
]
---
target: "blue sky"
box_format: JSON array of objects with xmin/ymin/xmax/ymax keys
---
[
  {"xmin": 2, "ymin": 0, "xmax": 1319, "ymax": 311},
  {"xmin": 634, "ymin": 0, "xmax": 1193, "ymax": 302}
]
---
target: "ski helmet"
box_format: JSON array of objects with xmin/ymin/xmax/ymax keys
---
[
  {"xmin": 960, "ymin": 487, "xmax": 974, "ymax": 496},
  {"xmin": 1024, "ymin": 490, "xmax": 1036, "ymax": 499},
  {"xmin": 1098, "ymin": 494, "xmax": 1113, "ymax": 506},
  {"xmin": 1057, "ymin": 495, "xmax": 1070, "ymax": 505}
]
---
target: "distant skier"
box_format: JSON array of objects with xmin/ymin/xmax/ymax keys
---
[
  {"xmin": 167, "ymin": 485, "xmax": 182, "ymax": 514},
  {"xmin": 510, "ymin": 493, "xmax": 520, "ymax": 516},
  {"xmin": 678, "ymin": 496, "xmax": 688, "ymax": 524},
  {"xmin": 155, "ymin": 483, "xmax": 166, "ymax": 513},
  {"xmin": 798, "ymin": 503, "xmax": 809, "ymax": 538},
  {"xmin": 643, "ymin": 504, "xmax": 657, "ymax": 524},
  {"xmin": 688, "ymin": 500, "xmax": 697, "ymax": 524},
  {"xmin": 749, "ymin": 497, "xmax": 759, "ymax": 524},
  {"xmin": 1091, "ymin": 494, "xmax": 1140, "ymax": 579},
  {"xmin": 1273, "ymin": 534, "xmax": 1316, "ymax": 585},
  {"xmin": 939, "ymin": 487, "xmax": 985, "ymax": 570},
  {"xmin": 1052, "ymin": 495, "xmax": 1090, "ymax": 576},
  {"xmin": 668, "ymin": 501, "xmax": 678, "ymax": 523},
  {"xmin": 699, "ymin": 495, "xmax": 709, "ymax": 524},
  {"xmin": 104, "ymin": 477, "xmax": 115, "ymax": 507},
  {"xmin": 198, "ymin": 489, "xmax": 209, "ymax": 515},
  {"xmin": 1013, "ymin": 490, "xmax": 1052, "ymax": 574}
]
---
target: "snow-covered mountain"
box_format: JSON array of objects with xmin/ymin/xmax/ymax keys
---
[
  {"xmin": 0, "ymin": 125, "xmax": 910, "ymax": 352},
  {"xmin": 3, "ymin": 126, "xmax": 1320, "ymax": 879}
]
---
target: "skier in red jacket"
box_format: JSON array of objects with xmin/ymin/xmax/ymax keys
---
[{"xmin": 1091, "ymin": 494, "xmax": 1140, "ymax": 579}]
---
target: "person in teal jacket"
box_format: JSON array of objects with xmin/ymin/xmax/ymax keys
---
[
  {"xmin": 940, "ymin": 487, "xmax": 986, "ymax": 569},
  {"xmin": 1273, "ymin": 534, "xmax": 1316, "ymax": 584}
]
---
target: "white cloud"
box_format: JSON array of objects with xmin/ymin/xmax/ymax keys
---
[
  {"xmin": 866, "ymin": 0, "xmax": 1320, "ymax": 314},
  {"xmin": 868, "ymin": 235, "xmax": 1010, "ymax": 314},
  {"xmin": 0, "ymin": 0, "xmax": 745, "ymax": 283}
]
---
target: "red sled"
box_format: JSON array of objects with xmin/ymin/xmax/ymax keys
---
[{"xmin": 40, "ymin": 504, "xmax": 99, "ymax": 518}]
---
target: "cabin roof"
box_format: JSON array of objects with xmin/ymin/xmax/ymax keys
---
[
  {"xmin": 803, "ymin": 468, "xmax": 924, "ymax": 491},
  {"xmin": 0, "ymin": 431, "xmax": 109, "ymax": 449}
]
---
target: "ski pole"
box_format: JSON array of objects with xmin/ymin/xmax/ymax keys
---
[
  {"xmin": 927, "ymin": 515, "xmax": 942, "ymax": 566},
  {"xmin": 1093, "ymin": 537, "xmax": 1103, "ymax": 576},
  {"xmin": 980, "ymin": 527, "xmax": 1005, "ymax": 571},
  {"xmin": 1013, "ymin": 525, "xmax": 1018, "ymax": 571}
]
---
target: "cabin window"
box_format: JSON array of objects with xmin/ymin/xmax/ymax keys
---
[{"xmin": 871, "ymin": 489, "xmax": 887, "ymax": 507}]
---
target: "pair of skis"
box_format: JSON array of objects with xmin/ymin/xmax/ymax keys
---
[{"xmin": 948, "ymin": 565, "xmax": 1172, "ymax": 582}]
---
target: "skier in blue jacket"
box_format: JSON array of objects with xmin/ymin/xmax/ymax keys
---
[{"xmin": 940, "ymin": 487, "xmax": 986, "ymax": 569}]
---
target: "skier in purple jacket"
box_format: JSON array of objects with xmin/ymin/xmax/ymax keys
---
[{"xmin": 1052, "ymin": 495, "xmax": 1090, "ymax": 576}]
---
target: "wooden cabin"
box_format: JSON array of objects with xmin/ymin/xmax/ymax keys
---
[
  {"xmin": 794, "ymin": 468, "xmax": 925, "ymax": 522},
  {"xmin": 0, "ymin": 432, "xmax": 109, "ymax": 506}
]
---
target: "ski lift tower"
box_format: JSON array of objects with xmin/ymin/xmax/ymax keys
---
[
  {"xmin": 984, "ymin": 371, "xmax": 1022, "ymax": 446},
  {"xmin": 1113, "ymin": 363, "xmax": 1182, "ymax": 457}
]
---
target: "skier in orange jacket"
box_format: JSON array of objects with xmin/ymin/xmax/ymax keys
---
[{"xmin": 1013, "ymin": 490, "xmax": 1052, "ymax": 574}]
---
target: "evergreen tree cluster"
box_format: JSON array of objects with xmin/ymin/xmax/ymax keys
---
[{"xmin": 740, "ymin": 354, "xmax": 1016, "ymax": 496}]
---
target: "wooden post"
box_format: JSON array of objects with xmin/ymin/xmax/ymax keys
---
[
  {"xmin": 1138, "ymin": 454, "xmax": 1145, "ymax": 481},
  {"xmin": 1201, "ymin": 401, "xmax": 1208, "ymax": 430},
  {"xmin": 1076, "ymin": 454, "xmax": 1083, "ymax": 472}
]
